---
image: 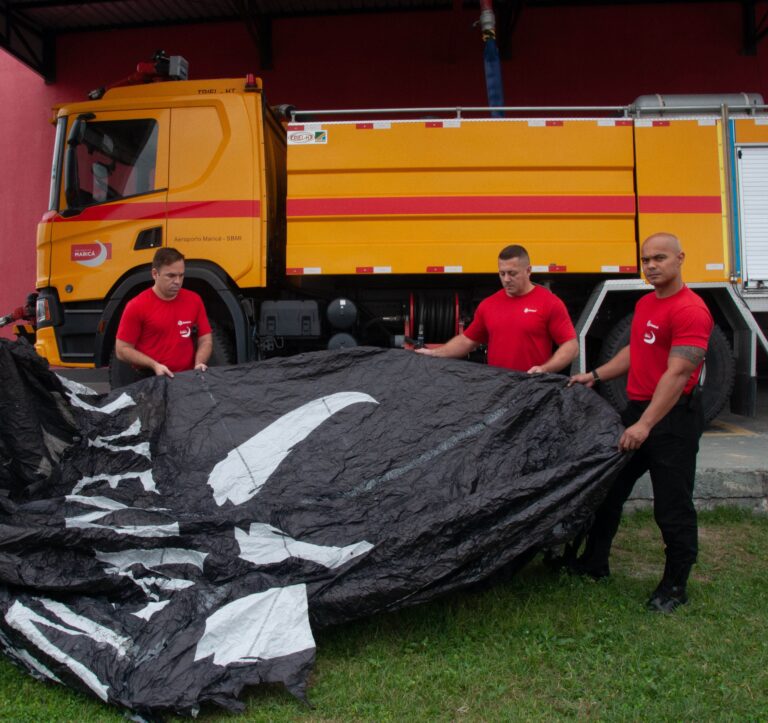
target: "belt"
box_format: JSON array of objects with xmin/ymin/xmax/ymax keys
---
[{"xmin": 628, "ymin": 392, "xmax": 695, "ymax": 409}]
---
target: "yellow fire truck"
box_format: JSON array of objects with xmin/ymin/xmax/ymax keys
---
[{"xmin": 20, "ymin": 57, "xmax": 768, "ymax": 420}]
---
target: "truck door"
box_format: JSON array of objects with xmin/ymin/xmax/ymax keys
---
[
  {"xmin": 47, "ymin": 110, "xmax": 169, "ymax": 363},
  {"xmin": 736, "ymin": 145, "xmax": 768, "ymax": 289}
]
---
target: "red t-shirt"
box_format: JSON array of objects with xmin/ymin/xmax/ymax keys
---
[
  {"xmin": 463, "ymin": 285, "xmax": 576, "ymax": 371},
  {"xmin": 116, "ymin": 288, "xmax": 212, "ymax": 372},
  {"xmin": 627, "ymin": 285, "xmax": 713, "ymax": 400}
]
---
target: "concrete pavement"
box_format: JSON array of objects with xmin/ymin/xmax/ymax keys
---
[
  {"xmin": 53, "ymin": 366, "xmax": 768, "ymax": 512},
  {"xmin": 629, "ymin": 383, "xmax": 768, "ymax": 513}
]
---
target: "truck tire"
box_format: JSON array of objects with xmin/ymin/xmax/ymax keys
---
[
  {"xmin": 108, "ymin": 348, "xmax": 147, "ymax": 389},
  {"xmin": 597, "ymin": 314, "xmax": 734, "ymax": 424},
  {"xmin": 208, "ymin": 322, "xmax": 235, "ymax": 366},
  {"xmin": 108, "ymin": 322, "xmax": 235, "ymax": 389}
]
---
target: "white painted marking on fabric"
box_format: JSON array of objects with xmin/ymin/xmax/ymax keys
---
[
  {"xmin": 57, "ymin": 376, "xmax": 98, "ymax": 396},
  {"xmin": 6, "ymin": 601, "xmax": 112, "ymax": 701},
  {"xmin": 71, "ymin": 469, "xmax": 157, "ymax": 494},
  {"xmin": 194, "ymin": 584, "xmax": 315, "ymax": 665},
  {"xmin": 131, "ymin": 601, "xmax": 170, "ymax": 620},
  {"xmin": 96, "ymin": 548, "xmax": 207, "ymax": 571},
  {"xmin": 66, "ymin": 518, "xmax": 180, "ymax": 537},
  {"xmin": 89, "ymin": 438, "xmax": 150, "ymax": 458},
  {"xmin": 38, "ymin": 598, "xmax": 130, "ymax": 656},
  {"xmin": 14, "ymin": 648, "xmax": 62, "ymax": 683},
  {"xmin": 208, "ymin": 392, "xmax": 378, "ymax": 506},
  {"xmin": 236, "ymin": 523, "xmax": 373, "ymax": 568},
  {"xmin": 66, "ymin": 391, "xmax": 135, "ymax": 414}
]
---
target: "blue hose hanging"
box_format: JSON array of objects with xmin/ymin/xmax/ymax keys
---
[{"xmin": 479, "ymin": 0, "xmax": 505, "ymax": 118}]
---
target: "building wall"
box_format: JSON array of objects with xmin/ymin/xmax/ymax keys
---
[{"xmin": 1, "ymin": 2, "xmax": 767, "ymax": 337}]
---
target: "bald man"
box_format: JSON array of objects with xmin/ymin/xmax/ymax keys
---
[{"xmin": 569, "ymin": 233, "xmax": 713, "ymax": 613}]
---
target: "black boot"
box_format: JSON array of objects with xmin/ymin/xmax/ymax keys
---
[
  {"xmin": 646, "ymin": 584, "xmax": 688, "ymax": 613},
  {"xmin": 646, "ymin": 557, "xmax": 692, "ymax": 612},
  {"xmin": 567, "ymin": 533, "xmax": 611, "ymax": 580}
]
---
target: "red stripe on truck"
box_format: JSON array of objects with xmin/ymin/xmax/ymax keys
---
[
  {"xmin": 287, "ymin": 195, "xmax": 636, "ymax": 216},
  {"xmin": 45, "ymin": 200, "xmax": 260, "ymax": 223}
]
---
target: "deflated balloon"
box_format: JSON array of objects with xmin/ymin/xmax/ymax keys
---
[{"xmin": 0, "ymin": 340, "xmax": 624, "ymax": 715}]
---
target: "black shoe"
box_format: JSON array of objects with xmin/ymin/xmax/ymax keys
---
[
  {"xmin": 566, "ymin": 558, "xmax": 610, "ymax": 580},
  {"xmin": 646, "ymin": 585, "xmax": 688, "ymax": 613}
]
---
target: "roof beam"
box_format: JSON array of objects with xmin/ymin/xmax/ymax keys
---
[
  {"xmin": 742, "ymin": 0, "xmax": 768, "ymax": 55},
  {"xmin": 0, "ymin": 0, "xmax": 55, "ymax": 81},
  {"xmin": 496, "ymin": 0, "xmax": 524, "ymax": 60},
  {"xmin": 234, "ymin": 0, "xmax": 272, "ymax": 70}
]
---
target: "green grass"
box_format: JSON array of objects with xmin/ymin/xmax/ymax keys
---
[{"xmin": 1, "ymin": 508, "xmax": 766, "ymax": 721}]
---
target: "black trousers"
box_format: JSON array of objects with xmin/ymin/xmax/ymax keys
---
[{"xmin": 584, "ymin": 392, "xmax": 705, "ymax": 586}]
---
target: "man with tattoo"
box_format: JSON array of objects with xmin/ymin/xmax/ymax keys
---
[{"xmin": 568, "ymin": 232, "xmax": 713, "ymax": 613}]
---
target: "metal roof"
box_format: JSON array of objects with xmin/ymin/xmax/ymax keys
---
[{"xmin": 2, "ymin": 0, "xmax": 765, "ymax": 82}]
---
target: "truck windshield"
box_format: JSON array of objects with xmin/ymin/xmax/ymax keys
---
[{"xmin": 64, "ymin": 119, "xmax": 158, "ymax": 210}]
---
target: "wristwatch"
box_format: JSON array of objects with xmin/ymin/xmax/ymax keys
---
[{"xmin": 591, "ymin": 369, "xmax": 600, "ymax": 383}]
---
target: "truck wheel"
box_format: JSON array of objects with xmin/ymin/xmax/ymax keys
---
[
  {"xmin": 208, "ymin": 322, "xmax": 235, "ymax": 367},
  {"xmin": 597, "ymin": 314, "xmax": 734, "ymax": 424},
  {"xmin": 108, "ymin": 348, "xmax": 148, "ymax": 389}
]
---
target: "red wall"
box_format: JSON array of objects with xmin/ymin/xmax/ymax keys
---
[{"xmin": 2, "ymin": 2, "xmax": 767, "ymax": 335}]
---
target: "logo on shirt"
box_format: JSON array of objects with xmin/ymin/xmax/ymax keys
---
[
  {"xmin": 523, "ymin": 308, "xmax": 538, "ymax": 314},
  {"xmin": 178, "ymin": 320, "xmax": 192, "ymax": 338},
  {"xmin": 643, "ymin": 319, "xmax": 658, "ymax": 345}
]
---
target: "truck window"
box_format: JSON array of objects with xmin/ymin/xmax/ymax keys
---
[
  {"xmin": 49, "ymin": 117, "xmax": 67, "ymax": 211},
  {"xmin": 64, "ymin": 119, "xmax": 159, "ymax": 209}
]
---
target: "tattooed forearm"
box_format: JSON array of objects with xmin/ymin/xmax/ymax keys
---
[{"xmin": 670, "ymin": 345, "xmax": 706, "ymax": 365}]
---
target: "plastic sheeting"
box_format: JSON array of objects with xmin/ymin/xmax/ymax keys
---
[{"xmin": 0, "ymin": 339, "xmax": 625, "ymax": 716}]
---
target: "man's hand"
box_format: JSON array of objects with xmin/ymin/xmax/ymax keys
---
[
  {"xmin": 619, "ymin": 421, "xmax": 651, "ymax": 452},
  {"xmin": 153, "ymin": 363, "xmax": 174, "ymax": 378},
  {"xmin": 194, "ymin": 362, "xmax": 208, "ymax": 372},
  {"xmin": 568, "ymin": 372, "xmax": 596, "ymax": 388},
  {"xmin": 414, "ymin": 348, "xmax": 436, "ymax": 356},
  {"xmin": 527, "ymin": 365, "xmax": 545, "ymax": 374}
]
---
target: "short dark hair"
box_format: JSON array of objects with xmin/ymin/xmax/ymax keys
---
[
  {"xmin": 498, "ymin": 245, "xmax": 530, "ymax": 264},
  {"xmin": 152, "ymin": 247, "xmax": 185, "ymax": 271}
]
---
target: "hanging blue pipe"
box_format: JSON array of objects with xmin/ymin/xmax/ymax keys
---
[{"xmin": 479, "ymin": 0, "xmax": 505, "ymax": 118}]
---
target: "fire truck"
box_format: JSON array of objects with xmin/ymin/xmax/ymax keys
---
[{"xmin": 11, "ymin": 56, "xmax": 768, "ymax": 421}]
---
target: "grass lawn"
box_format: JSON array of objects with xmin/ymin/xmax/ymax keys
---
[{"xmin": 1, "ymin": 508, "xmax": 766, "ymax": 721}]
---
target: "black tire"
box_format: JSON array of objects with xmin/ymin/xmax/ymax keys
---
[
  {"xmin": 108, "ymin": 348, "xmax": 150, "ymax": 389},
  {"xmin": 208, "ymin": 321, "xmax": 235, "ymax": 367},
  {"xmin": 597, "ymin": 313, "xmax": 734, "ymax": 424}
]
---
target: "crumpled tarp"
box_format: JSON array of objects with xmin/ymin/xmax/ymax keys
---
[{"xmin": 0, "ymin": 339, "xmax": 625, "ymax": 716}]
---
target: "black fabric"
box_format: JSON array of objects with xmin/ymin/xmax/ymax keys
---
[
  {"xmin": 581, "ymin": 395, "xmax": 704, "ymax": 585},
  {"xmin": 0, "ymin": 339, "xmax": 626, "ymax": 716}
]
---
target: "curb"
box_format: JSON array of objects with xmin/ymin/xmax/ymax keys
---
[{"xmin": 627, "ymin": 469, "xmax": 768, "ymax": 513}]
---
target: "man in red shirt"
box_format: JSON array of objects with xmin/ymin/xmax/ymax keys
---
[
  {"xmin": 115, "ymin": 247, "xmax": 212, "ymax": 381},
  {"xmin": 416, "ymin": 245, "xmax": 578, "ymax": 373},
  {"xmin": 569, "ymin": 232, "xmax": 713, "ymax": 613}
]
